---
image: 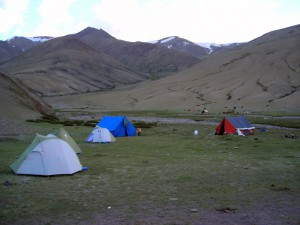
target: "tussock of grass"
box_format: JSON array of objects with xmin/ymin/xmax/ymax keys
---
[
  {"xmin": 132, "ymin": 121, "xmax": 157, "ymax": 129},
  {"xmin": 27, "ymin": 116, "xmax": 99, "ymax": 127}
]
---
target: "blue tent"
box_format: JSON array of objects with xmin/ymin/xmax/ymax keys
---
[{"xmin": 97, "ymin": 116, "xmax": 136, "ymax": 137}]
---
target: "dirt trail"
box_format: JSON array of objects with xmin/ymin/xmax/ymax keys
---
[{"xmin": 129, "ymin": 116, "xmax": 299, "ymax": 130}]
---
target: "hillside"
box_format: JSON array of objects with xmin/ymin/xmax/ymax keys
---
[
  {"xmin": 0, "ymin": 36, "xmax": 148, "ymax": 96},
  {"xmin": 0, "ymin": 70, "xmax": 55, "ymax": 136},
  {"xmin": 44, "ymin": 25, "xmax": 300, "ymax": 113},
  {"xmin": 0, "ymin": 40, "xmax": 22, "ymax": 63}
]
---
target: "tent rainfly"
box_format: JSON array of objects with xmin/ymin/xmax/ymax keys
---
[
  {"xmin": 215, "ymin": 116, "xmax": 255, "ymax": 135},
  {"xmin": 10, "ymin": 134, "xmax": 82, "ymax": 176},
  {"xmin": 97, "ymin": 115, "xmax": 136, "ymax": 137},
  {"xmin": 51, "ymin": 128, "xmax": 82, "ymax": 154},
  {"xmin": 85, "ymin": 126, "xmax": 116, "ymax": 143}
]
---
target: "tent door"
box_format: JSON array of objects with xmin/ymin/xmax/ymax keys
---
[{"xmin": 219, "ymin": 122, "xmax": 225, "ymax": 134}]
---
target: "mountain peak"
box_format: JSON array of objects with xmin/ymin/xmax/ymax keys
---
[
  {"xmin": 154, "ymin": 36, "xmax": 210, "ymax": 58},
  {"xmin": 81, "ymin": 26, "xmax": 99, "ymax": 33},
  {"xmin": 74, "ymin": 27, "xmax": 114, "ymax": 39}
]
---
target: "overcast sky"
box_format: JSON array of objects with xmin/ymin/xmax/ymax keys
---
[{"xmin": 0, "ymin": 0, "xmax": 299, "ymax": 43}]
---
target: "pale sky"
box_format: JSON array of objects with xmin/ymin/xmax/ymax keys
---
[{"xmin": 0, "ymin": 0, "xmax": 299, "ymax": 44}]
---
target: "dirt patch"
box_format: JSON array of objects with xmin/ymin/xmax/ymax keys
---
[
  {"xmin": 0, "ymin": 119, "xmax": 34, "ymax": 138},
  {"xmin": 282, "ymin": 133, "xmax": 297, "ymax": 139},
  {"xmin": 216, "ymin": 207, "xmax": 237, "ymax": 213}
]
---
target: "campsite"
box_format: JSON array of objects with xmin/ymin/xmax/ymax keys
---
[
  {"xmin": 1, "ymin": 111, "xmax": 300, "ymax": 225},
  {"xmin": 0, "ymin": 17, "xmax": 300, "ymax": 224}
]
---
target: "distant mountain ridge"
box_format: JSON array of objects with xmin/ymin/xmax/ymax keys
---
[
  {"xmin": 71, "ymin": 27, "xmax": 199, "ymax": 77},
  {"xmin": 150, "ymin": 36, "xmax": 242, "ymax": 58},
  {"xmin": 0, "ymin": 29, "xmax": 239, "ymax": 63},
  {"xmin": 0, "ymin": 35, "xmax": 148, "ymax": 96},
  {"xmin": 0, "ymin": 27, "xmax": 200, "ymax": 96},
  {"xmin": 0, "ymin": 36, "xmax": 53, "ymax": 63},
  {"xmin": 152, "ymin": 36, "xmax": 210, "ymax": 58}
]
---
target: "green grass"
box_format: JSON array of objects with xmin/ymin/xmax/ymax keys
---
[
  {"xmin": 0, "ymin": 122, "xmax": 300, "ymax": 224},
  {"xmin": 248, "ymin": 117, "xmax": 300, "ymax": 129}
]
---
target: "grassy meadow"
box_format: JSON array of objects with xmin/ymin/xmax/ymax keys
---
[{"xmin": 0, "ymin": 116, "xmax": 300, "ymax": 225}]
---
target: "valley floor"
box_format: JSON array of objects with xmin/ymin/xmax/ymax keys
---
[{"xmin": 1, "ymin": 115, "xmax": 300, "ymax": 225}]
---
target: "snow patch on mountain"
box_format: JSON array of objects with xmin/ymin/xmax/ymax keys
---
[
  {"xmin": 197, "ymin": 42, "xmax": 238, "ymax": 54},
  {"xmin": 6, "ymin": 36, "xmax": 53, "ymax": 43},
  {"xmin": 26, "ymin": 36, "xmax": 53, "ymax": 42},
  {"xmin": 197, "ymin": 43, "xmax": 217, "ymax": 53},
  {"xmin": 198, "ymin": 42, "xmax": 240, "ymax": 48},
  {"xmin": 148, "ymin": 40, "xmax": 158, "ymax": 44},
  {"xmin": 160, "ymin": 36, "xmax": 176, "ymax": 43},
  {"xmin": 197, "ymin": 43, "xmax": 214, "ymax": 49}
]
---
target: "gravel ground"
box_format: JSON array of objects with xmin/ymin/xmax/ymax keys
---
[{"xmin": 0, "ymin": 119, "xmax": 34, "ymax": 138}]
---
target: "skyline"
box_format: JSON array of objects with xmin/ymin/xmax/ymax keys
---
[{"xmin": 0, "ymin": 0, "xmax": 300, "ymax": 44}]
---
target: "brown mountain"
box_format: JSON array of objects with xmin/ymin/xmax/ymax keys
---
[
  {"xmin": 45, "ymin": 25, "xmax": 300, "ymax": 113},
  {"xmin": 71, "ymin": 27, "xmax": 200, "ymax": 78},
  {"xmin": 0, "ymin": 36, "xmax": 148, "ymax": 96},
  {"xmin": 0, "ymin": 27, "xmax": 200, "ymax": 97}
]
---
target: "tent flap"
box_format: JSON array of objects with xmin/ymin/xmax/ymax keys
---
[{"xmin": 51, "ymin": 128, "xmax": 82, "ymax": 154}]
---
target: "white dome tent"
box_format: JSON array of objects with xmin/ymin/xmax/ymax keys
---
[
  {"xmin": 85, "ymin": 126, "xmax": 116, "ymax": 143},
  {"xmin": 10, "ymin": 134, "xmax": 82, "ymax": 176}
]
